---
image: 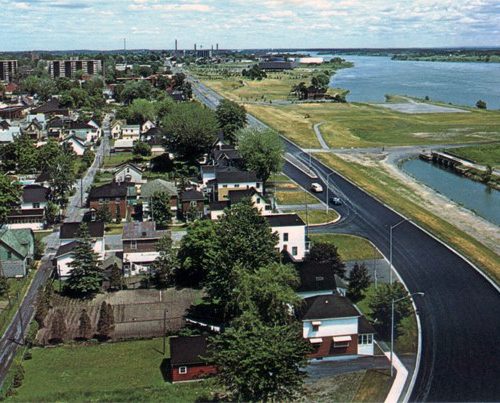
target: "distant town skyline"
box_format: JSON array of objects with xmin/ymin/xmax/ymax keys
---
[{"xmin": 1, "ymin": 0, "xmax": 499, "ymax": 51}]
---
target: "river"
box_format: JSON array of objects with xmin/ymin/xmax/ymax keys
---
[
  {"xmin": 320, "ymin": 54, "xmax": 500, "ymax": 109},
  {"xmin": 401, "ymin": 158, "xmax": 500, "ymax": 226}
]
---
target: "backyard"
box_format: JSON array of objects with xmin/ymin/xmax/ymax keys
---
[{"xmin": 309, "ymin": 233, "xmax": 382, "ymax": 262}]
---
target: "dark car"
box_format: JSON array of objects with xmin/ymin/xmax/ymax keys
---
[{"xmin": 330, "ymin": 196, "xmax": 342, "ymax": 205}]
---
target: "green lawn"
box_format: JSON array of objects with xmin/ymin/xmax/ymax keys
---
[
  {"xmin": 34, "ymin": 230, "xmax": 52, "ymax": 244},
  {"xmin": 104, "ymin": 223, "xmax": 124, "ymax": 235},
  {"xmin": 275, "ymin": 190, "xmax": 319, "ymax": 205},
  {"xmin": 297, "ymin": 209, "xmax": 339, "ymax": 225},
  {"xmin": 0, "ymin": 271, "xmax": 35, "ymax": 337},
  {"xmin": 245, "ymin": 102, "xmax": 500, "ymax": 149},
  {"xmin": 352, "ymin": 369, "xmax": 394, "ymax": 402},
  {"xmin": 309, "ymin": 234, "xmax": 382, "ymax": 262},
  {"xmin": 103, "ymin": 152, "xmax": 134, "ymax": 168},
  {"xmin": 445, "ymin": 143, "xmax": 500, "ymax": 168},
  {"xmin": 10, "ymin": 338, "xmax": 214, "ymax": 402}
]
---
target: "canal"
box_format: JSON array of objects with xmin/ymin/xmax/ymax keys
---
[{"xmin": 401, "ymin": 158, "xmax": 500, "ymax": 226}]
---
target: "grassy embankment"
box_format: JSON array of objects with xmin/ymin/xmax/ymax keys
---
[
  {"xmin": 445, "ymin": 143, "xmax": 500, "ymax": 169},
  {"xmin": 309, "ymin": 234, "xmax": 382, "ymax": 262},
  {"xmin": 245, "ymin": 102, "xmax": 500, "ymax": 149},
  {"xmin": 9, "ymin": 338, "xmax": 214, "ymax": 402}
]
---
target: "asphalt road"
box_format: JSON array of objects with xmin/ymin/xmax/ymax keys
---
[
  {"xmin": 190, "ymin": 78, "xmax": 500, "ymax": 402},
  {"xmin": 0, "ymin": 117, "xmax": 111, "ymax": 389}
]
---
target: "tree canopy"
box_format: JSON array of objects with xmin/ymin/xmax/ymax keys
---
[
  {"xmin": 0, "ymin": 176, "xmax": 21, "ymax": 224},
  {"xmin": 215, "ymin": 100, "xmax": 247, "ymax": 144},
  {"xmin": 306, "ymin": 241, "xmax": 346, "ymax": 278},
  {"xmin": 236, "ymin": 127, "xmax": 284, "ymax": 184}
]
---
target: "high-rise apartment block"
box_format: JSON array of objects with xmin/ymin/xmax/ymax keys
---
[
  {"xmin": 0, "ymin": 60, "xmax": 18, "ymax": 82},
  {"xmin": 48, "ymin": 58, "xmax": 103, "ymax": 78}
]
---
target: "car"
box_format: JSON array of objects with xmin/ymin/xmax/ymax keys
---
[
  {"xmin": 310, "ymin": 183, "xmax": 323, "ymax": 193},
  {"xmin": 330, "ymin": 196, "xmax": 342, "ymax": 205}
]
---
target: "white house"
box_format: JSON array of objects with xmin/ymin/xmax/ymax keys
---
[
  {"xmin": 121, "ymin": 124, "xmax": 141, "ymax": 140},
  {"xmin": 208, "ymin": 170, "xmax": 262, "ymax": 202},
  {"xmin": 298, "ymin": 294, "xmax": 376, "ymax": 359},
  {"xmin": 64, "ymin": 135, "xmax": 86, "ymax": 156},
  {"xmin": 113, "ymin": 138, "xmax": 135, "ymax": 152},
  {"xmin": 114, "ymin": 162, "xmax": 144, "ymax": 184},
  {"xmin": 228, "ymin": 188, "xmax": 272, "ymax": 216},
  {"xmin": 266, "ymin": 214, "xmax": 308, "ymax": 261},
  {"xmin": 6, "ymin": 185, "xmax": 51, "ymax": 230},
  {"xmin": 111, "ymin": 120, "xmax": 125, "ymax": 138},
  {"xmin": 141, "ymin": 120, "xmax": 156, "ymax": 133},
  {"xmin": 55, "ymin": 222, "xmax": 105, "ymax": 278}
]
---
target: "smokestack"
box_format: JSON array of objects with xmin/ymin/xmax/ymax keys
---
[
  {"xmin": 216, "ymin": 43, "xmax": 219, "ymax": 51},
  {"xmin": 211, "ymin": 44, "xmax": 214, "ymax": 51},
  {"xmin": 194, "ymin": 43, "xmax": 197, "ymax": 52},
  {"xmin": 175, "ymin": 39, "xmax": 178, "ymax": 52}
]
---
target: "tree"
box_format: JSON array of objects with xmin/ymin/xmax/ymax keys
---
[
  {"xmin": 0, "ymin": 176, "xmax": 21, "ymax": 225},
  {"xmin": 65, "ymin": 223, "xmax": 103, "ymax": 298},
  {"xmin": 96, "ymin": 201, "xmax": 113, "ymax": 224},
  {"xmin": 368, "ymin": 282, "xmax": 412, "ymax": 338},
  {"xmin": 82, "ymin": 148, "xmax": 95, "ymax": 167},
  {"xmin": 133, "ymin": 141, "xmax": 152, "ymax": 157},
  {"xmin": 120, "ymin": 80, "xmax": 153, "ymax": 104},
  {"xmin": 347, "ymin": 263, "xmax": 371, "ymax": 302},
  {"xmin": 150, "ymin": 192, "xmax": 173, "ymax": 227},
  {"xmin": 96, "ymin": 301, "xmax": 115, "ymax": 340},
  {"xmin": 291, "ymin": 82, "xmax": 308, "ymax": 100},
  {"xmin": 236, "ymin": 127, "xmax": 284, "ymax": 185},
  {"xmin": 206, "ymin": 201, "xmax": 279, "ymax": 319},
  {"xmin": 311, "ymin": 73, "xmax": 330, "ymax": 90},
  {"xmin": 78, "ymin": 309, "xmax": 92, "ymax": 340},
  {"xmin": 215, "ymin": 100, "xmax": 247, "ymax": 144},
  {"xmin": 232, "ymin": 263, "xmax": 300, "ymax": 325},
  {"xmin": 34, "ymin": 288, "xmax": 49, "ymax": 328},
  {"xmin": 176, "ymin": 219, "xmax": 217, "ymax": 287},
  {"xmin": 49, "ymin": 309, "xmax": 67, "ymax": 344},
  {"xmin": 152, "ymin": 234, "xmax": 177, "ymax": 288},
  {"xmin": 162, "ymin": 102, "xmax": 219, "ymax": 161},
  {"xmin": 34, "ymin": 237, "xmax": 44, "ymax": 260},
  {"xmin": 109, "ymin": 263, "xmax": 122, "ymax": 291},
  {"xmin": 44, "ymin": 201, "xmax": 59, "ymax": 226},
  {"xmin": 14, "ymin": 133, "xmax": 38, "ymax": 174},
  {"xmin": 48, "ymin": 153, "xmax": 76, "ymax": 209},
  {"xmin": 306, "ymin": 242, "xmax": 346, "ymax": 278},
  {"xmin": 37, "ymin": 139, "xmax": 63, "ymax": 173},
  {"xmin": 208, "ymin": 320, "xmax": 309, "ymax": 401},
  {"xmin": 476, "ymin": 99, "xmax": 487, "ymax": 109},
  {"xmin": 0, "ymin": 274, "xmax": 9, "ymax": 298},
  {"xmin": 126, "ymin": 98, "xmax": 157, "ymax": 124}
]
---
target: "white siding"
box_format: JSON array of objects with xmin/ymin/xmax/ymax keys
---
[
  {"xmin": 114, "ymin": 167, "xmax": 143, "ymax": 183},
  {"xmin": 272, "ymin": 225, "xmax": 306, "ymax": 261},
  {"xmin": 303, "ymin": 317, "xmax": 358, "ymax": 339}
]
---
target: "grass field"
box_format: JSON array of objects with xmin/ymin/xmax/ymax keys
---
[
  {"xmin": 309, "ymin": 234, "xmax": 382, "ymax": 261},
  {"xmin": 246, "ymin": 102, "xmax": 500, "ymax": 149},
  {"xmin": 316, "ymin": 153, "xmax": 500, "ymax": 282},
  {"xmin": 10, "ymin": 338, "xmax": 214, "ymax": 402},
  {"xmin": 103, "ymin": 152, "xmax": 134, "ymax": 168},
  {"xmin": 104, "ymin": 223, "xmax": 124, "ymax": 235},
  {"xmin": 297, "ymin": 209, "xmax": 339, "ymax": 225},
  {"xmin": 275, "ymin": 190, "xmax": 319, "ymax": 205},
  {"xmin": 445, "ymin": 143, "xmax": 500, "ymax": 168},
  {"xmin": 352, "ymin": 369, "xmax": 393, "ymax": 402}
]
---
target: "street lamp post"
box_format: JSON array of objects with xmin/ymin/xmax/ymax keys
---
[
  {"xmin": 391, "ymin": 292, "xmax": 424, "ymax": 377},
  {"xmin": 389, "ymin": 218, "xmax": 409, "ymax": 284},
  {"xmin": 325, "ymin": 172, "xmax": 334, "ymax": 214}
]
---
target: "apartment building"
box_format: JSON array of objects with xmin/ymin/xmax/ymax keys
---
[
  {"xmin": 0, "ymin": 60, "xmax": 18, "ymax": 82},
  {"xmin": 47, "ymin": 58, "xmax": 103, "ymax": 78}
]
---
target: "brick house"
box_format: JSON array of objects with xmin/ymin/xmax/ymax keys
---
[
  {"xmin": 169, "ymin": 335, "xmax": 217, "ymax": 383},
  {"xmin": 88, "ymin": 182, "xmax": 136, "ymax": 221},
  {"xmin": 178, "ymin": 189, "xmax": 205, "ymax": 220},
  {"xmin": 297, "ymin": 294, "xmax": 376, "ymax": 359}
]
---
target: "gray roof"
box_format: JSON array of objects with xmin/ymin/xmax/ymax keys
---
[
  {"xmin": 122, "ymin": 221, "xmax": 168, "ymax": 241},
  {"xmin": 141, "ymin": 179, "xmax": 177, "ymax": 199},
  {"xmin": 298, "ymin": 295, "xmax": 360, "ymax": 320}
]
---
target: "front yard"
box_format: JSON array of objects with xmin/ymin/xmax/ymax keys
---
[{"xmin": 309, "ymin": 233, "xmax": 382, "ymax": 262}]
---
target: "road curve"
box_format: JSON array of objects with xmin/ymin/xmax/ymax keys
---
[{"xmin": 190, "ymin": 78, "xmax": 500, "ymax": 402}]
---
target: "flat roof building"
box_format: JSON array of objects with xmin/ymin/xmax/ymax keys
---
[
  {"xmin": 48, "ymin": 58, "xmax": 103, "ymax": 79},
  {"xmin": 0, "ymin": 60, "xmax": 18, "ymax": 82}
]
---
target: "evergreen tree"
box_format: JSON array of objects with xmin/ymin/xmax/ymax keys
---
[
  {"xmin": 347, "ymin": 263, "xmax": 371, "ymax": 302},
  {"xmin": 0, "ymin": 274, "xmax": 9, "ymax": 298},
  {"xmin": 306, "ymin": 242, "xmax": 346, "ymax": 278},
  {"xmin": 215, "ymin": 100, "xmax": 247, "ymax": 144},
  {"xmin": 96, "ymin": 202, "xmax": 113, "ymax": 224},
  {"xmin": 78, "ymin": 309, "xmax": 92, "ymax": 340},
  {"xmin": 109, "ymin": 263, "xmax": 123, "ymax": 291},
  {"xmin": 152, "ymin": 235, "xmax": 177, "ymax": 288},
  {"xmin": 34, "ymin": 288, "xmax": 49, "ymax": 327},
  {"xmin": 65, "ymin": 223, "xmax": 103, "ymax": 298},
  {"xmin": 150, "ymin": 192, "xmax": 172, "ymax": 227},
  {"xmin": 97, "ymin": 302, "xmax": 115, "ymax": 340},
  {"xmin": 49, "ymin": 309, "xmax": 67, "ymax": 344},
  {"xmin": 0, "ymin": 176, "xmax": 21, "ymax": 224}
]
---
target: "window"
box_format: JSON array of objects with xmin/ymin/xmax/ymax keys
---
[
  {"xmin": 222, "ymin": 185, "xmax": 227, "ymax": 188},
  {"xmin": 131, "ymin": 241, "xmax": 137, "ymax": 250},
  {"xmin": 32, "ymin": 202, "xmax": 40, "ymax": 209},
  {"xmin": 283, "ymin": 233, "xmax": 289, "ymax": 242},
  {"xmin": 358, "ymin": 334, "xmax": 373, "ymax": 345},
  {"xmin": 292, "ymin": 246, "xmax": 298, "ymax": 256},
  {"xmin": 256, "ymin": 183, "xmax": 260, "ymax": 188},
  {"xmin": 312, "ymin": 324, "xmax": 320, "ymax": 332},
  {"xmin": 334, "ymin": 341, "xmax": 350, "ymax": 348},
  {"xmin": 190, "ymin": 201, "xmax": 197, "ymax": 207},
  {"xmin": 234, "ymin": 184, "xmax": 240, "ymax": 188},
  {"xmin": 7, "ymin": 251, "xmax": 12, "ymax": 259},
  {"xmin": 178, "ymin": 366, "xmax": 187, "ymax": 374},
  {"xmin": 256, "ymin": 198, "xmax": 261, "ymax": 204}
]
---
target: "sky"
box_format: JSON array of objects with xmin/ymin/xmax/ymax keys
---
[{"xmin": 0, "ymin": 0, "xmax": 499, "ymax": 51}]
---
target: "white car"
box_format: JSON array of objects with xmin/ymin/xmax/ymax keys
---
[{"xmin": 310, "ymin": 183, "xmax": 324, "ymax": 193}]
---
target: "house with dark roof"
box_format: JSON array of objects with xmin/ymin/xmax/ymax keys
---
[
  {"xmin": 31, "ymin": 98, "xmax": 69, "ymax": 116},
  {"xmin": 88, "ymin": 182, "xmax": 137, "ymax": 221},
  {"xmin": 54, "ymin": 241, "xmax": 80, "ymax": 279},
  {"xmin": 179, "ymin": 189, "xmax": 205, "ymax": 220},
  {"xmin": 122, "ymin": 221, "xmax": 168, "ymax": 276},
  {"xmin": 140, "ymin": 127, "xmax": 166, "ymax": 155},
  {"xmin": 113, "ymin": 162, "xmax": 143, "ymax": 184},
  {"xmin": 265, "ymin": 214, "xmax": 308, "ymax": 261},
  {"xmin": 0, "ymin": 227, "xmax": 35, "ymax": 277},
  {"xmin": 209, "ymin": 187, "xmax": 272, "ymax": 220},
  {"xmin": 295, "ymin": 259, "xmax": 341, "ymax": 299},
  {"xmin": 140, "ymin": 179, "xmax": 178, "ymax": 219},
  {"xmin": 64, "ymin": 134, "xmax": 87, "ymax": 156},
  {"xmin": 66, "ymin": 120, "xmax": 100, "ymax": 143},
  {"xmin": 207, "ymin": 169, "xmax": 262, "ymax": 202},
  {"xmin": 7, "ymin": 184, "xmax": 51, "ymax": 230},
  {"xmin": 297, "ymin": 294, "xmax": 376, "ymax": 359},
  {"xmin": 59, "ymin": 221, "xmax": 105, "ymax": 260},
  {"xmin": 169, "ymin": 335, "xmax": 217, "ymax": 383}
]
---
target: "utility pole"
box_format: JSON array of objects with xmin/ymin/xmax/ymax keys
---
[
  {"xmin": 389, "ymin": 218, "xmax": 409, "ymax": 284},
  {"xmin": 163, "ymin": 309, "xmax": 167, "ymax": 355},
  {"xmin": 17, "ymin": 291, "xmax": 26, "ymax": 345},
  {"xmin": 80, "ymin": 177, "xmax": 83, "ymax": 207}
]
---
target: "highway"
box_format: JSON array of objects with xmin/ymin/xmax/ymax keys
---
[
  {"xmin": 0, "ymin": 117, "xmax": 111, "ymax": 389},
  {"xmin": 191, "ymin": 78, "xmax": 500, "ymax": 401}
]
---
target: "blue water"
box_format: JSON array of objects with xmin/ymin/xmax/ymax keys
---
[
  {"xmin": 401, "ymin": 159, "xmax": 500, "ymax": 226},
  {"xmin": 329, "ymin": 55, "xmax": 500, "ymax": 109}
]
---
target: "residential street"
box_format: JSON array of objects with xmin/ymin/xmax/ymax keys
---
[
  {"xmin": 190, "ymin": 78, "xmax": 500, "ymax": 402},
  {"xmin": 0, "ymin": 117, "xmax": 111, "ymax": 389}
]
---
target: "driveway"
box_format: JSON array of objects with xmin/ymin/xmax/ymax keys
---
[{"xmin": 306, "ymin": 356, "xmax": 390, "ymax": 381}]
